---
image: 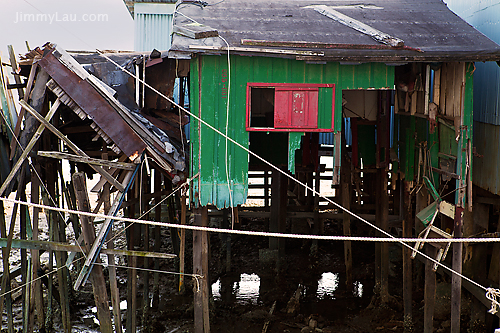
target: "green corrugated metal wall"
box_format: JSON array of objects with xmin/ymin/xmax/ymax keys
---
[{"xmin": 190, "ymin": 54, "xmax": 394, "ymax": 208}]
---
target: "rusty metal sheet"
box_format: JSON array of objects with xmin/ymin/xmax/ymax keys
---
[{"xmin": 38, "ymin": 50, "xmax": 147, "ymax": 160}]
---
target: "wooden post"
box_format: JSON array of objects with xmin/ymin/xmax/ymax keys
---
[
  {"xmin": 153, "ymin": 171, "xmax": 163, "ymax": 303},
  {"xmin": 402, "ymin": 181, "xmax": 413, "ymax": 332},
  {"xmin": 30, "ymin": 164, "xmax": 45, "ymax": 332},
  {"xmin": 72, "ymin": 172, "xmax": 113, "ymax": 333},
  {"xmin": 451, "ymin": 207, "xmax": 464, "ymax": 333},
  {"xmin": 377, "ymin": 168, "xmax": 389, "ymax": 303},
  {"xmin": 193, "ymin": 207, "xmax": 210, "ymax": 333},
  {"xmin": 270, "ymin": 168, "xmax": 287, "ymax": 256},
  {"xmin": 102, "ymin": 149, "xmax": 123, "ymax": 333},
  {"xmin": 142, "ymin": 169, "xmax": 150, "ymax": 328},
  {"xmin": 179, "ymin": 188, "xmax": 187, "ymax": 293},
  {"xmin": 126, "ymin": 178, "xmax": 138, "ymax": 333},
  {"xmin": 424, "ymin": 246, "xmax": 437, "ymax": 333},
  {"xmin": 341, "ymin": 150, "xmax": 352, "ymax": 288},
  {"xmin": 311, "ymin": 166, "xmax": 321, "ymax": 256},
  {"xmin": 0, "ymin": 201, "xmax": 14, "ymax": 333}
]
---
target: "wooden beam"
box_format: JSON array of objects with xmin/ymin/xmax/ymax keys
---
[
  {"xmin": 193, "ymin": 207, "xmax": 210, "ymax": 333},
  {"xmin": 0, "ymin": 99, "xmax": 61, "ymax": 197},
  {"xmin": 307, "ymin": 5, "xmax": 404, "ymax": 47},
  {"xmin": 189, "ymin": 45, "xmax": 324, "ymax": 57},
  {"xmin": 20, "ymin": 99, "xmax": 126, "ymax": 192},
  {"xmin": 38, "ymin": 151, "xmax": 137, "ymax": 170},
  {"xmin": 174, "ymin": 23, "xmax": 218, "ymax": 39},
  {"xmin": 9, "ymin": 63, "xmax": 40, "ymax": 159},
  {"xmin": 403, "ymin": 181, "xmax": 413, "ymax": 332}
]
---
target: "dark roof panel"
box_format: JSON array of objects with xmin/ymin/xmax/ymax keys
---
[{"xmin": 170, "ymin": 0, "xmax": 500, "ymax": 62}]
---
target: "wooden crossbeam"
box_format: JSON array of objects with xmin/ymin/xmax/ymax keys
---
[{"xmin": 37, "ymin": 151, "xmax": 136, "ymax": 170}]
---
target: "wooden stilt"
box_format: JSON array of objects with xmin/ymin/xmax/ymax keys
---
[
  {"xmin": 377, "ymin": 168, "xmax": 389, "ymax": 303},
  {"xmin": 126, "ymin": 179, "xmax": 138, "ymax": 333},
  {"xmin": 72, "ymin": 172, "xmax": 113, "ymax": 333},
  {"xmin": 30, "ymin": 164, "xmax": 45, "ymax": 332},
  {"xmin": 102, "ymin": 149, "xmax": 123, "ymax": 333},
  {"xmin": 142, "ymin": 169, "xmax": 150, "ymax": 327},
  {"xmin": 193, "ymin": 206, "xmax": 210, "ymax": 333},
  {"xmin": 179, "ymin": 188, "xmax": 187, "ymax": 293},
  {"xmin": 270, "ymin": 168, "xmax": 287, "ymax": 256},
  {"xmin": 0, "ymin": 201, "xmax": 14, "ymax": 333},
  {"xmin": 341, "ymin": 147, "xmax": 352, "ymax": 288},
  {"xmin": 402, "ymin": 181, "xmax": 413, "ymax": 332},
  {"xmin": 451, "ymin": 207, "xmax": 464, "ymax": 333},
  {"xmin": 153, "ymin": 171, "xmax": 162, "ymax": 303},
  {"xmin": 311, "ymin": 166, "xmax": 321, "ymax": 256},
  {"xmin": 424, "ymin": 246, "xmax": 437, "ymax": 333}
]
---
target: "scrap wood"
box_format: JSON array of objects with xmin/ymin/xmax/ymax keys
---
[
  {"xmin": 285, "ymin": 284, "xmax": 304, "ymax": 314},
  {"xmin": 262, "ymin": 300, "xmax": 277, "ymax": 333}
]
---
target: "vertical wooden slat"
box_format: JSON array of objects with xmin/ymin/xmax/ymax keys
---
[
  {"xmin": 193, "ymin": 206, "xmax": 210, "ymax": 333},
  {"xmin": 403, "ymin": 181, "xmax": 413, "ymax": 332}
]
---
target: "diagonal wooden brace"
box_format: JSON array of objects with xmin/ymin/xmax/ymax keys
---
[
  {"xmin": 0, "ymin": 98, "xmax": 61, "ymax": 197},
  {"xmin": 73, "ymin": 168, "xmax": 137, "ymax": 290},
  {"xmin": 20, "ymin": 100, "xmax": 126, "ymax": 192}
]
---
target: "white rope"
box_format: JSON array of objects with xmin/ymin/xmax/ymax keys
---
[
  {"xmin": 1, "ymin": 195, "xmax": 500, "ymax": 245},
  {"xmin": 486, "ymin": 288, "xmax": 500, "ymax": 314}
]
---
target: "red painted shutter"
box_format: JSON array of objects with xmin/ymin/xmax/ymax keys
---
[{"xmin": 275, "ymin": 88, "xmax": 318, "ymax": 129}]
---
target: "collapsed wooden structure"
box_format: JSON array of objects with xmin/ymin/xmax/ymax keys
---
[{"xmin": 0, "ymin": 43, "xmax": 189, "ymax": 332}]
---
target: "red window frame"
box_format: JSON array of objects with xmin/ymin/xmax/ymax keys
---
[{"xmin": 245, "ymin": 82, "xmax": 335, "ymax": 132}]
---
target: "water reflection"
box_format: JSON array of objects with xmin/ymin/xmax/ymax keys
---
[
  {"xmin": 212, "ymin": 273, "xmax": 261, "ymax": 305},
  {"xmin": 316, "ymin": 272, "xmax": 339, "ymax": 299}
]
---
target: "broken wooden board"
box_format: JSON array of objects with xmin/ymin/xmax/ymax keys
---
[
  {"xmin": 306, "ymin": 5, "xmax": 404, "ymax": 47},
  {"xmin": 174, "ymin": 23, "xmax": 218, "ymax": 39},
  {"xmin": 37, "ymin": 151, "xmax": 137, "ymax": 171}
]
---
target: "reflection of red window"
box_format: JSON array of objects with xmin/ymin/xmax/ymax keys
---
[{"xmin": 246, "ymin": 82, "xmax": 334, "ymax": 132}]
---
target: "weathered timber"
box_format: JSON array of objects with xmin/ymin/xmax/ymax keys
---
[
  {"xmin": 102, "ymin": 149, "xmax": 123, "ymax": 333},
  {"xmin": 174, "ymin": 23, "xmax": 218, "ymax": 39},
  {"xmin": 341, "ymin": 146, "xmax": 352, "ymax": 288},
  {"xmin": 179, "ymin": 189, "xmax": 187, "ymax": 293},
  {"xmin": 72, "ymin": 172, "xmax": 113, "ymax": 333},
  {"xmin": 424, "ymin": 246, "xmax": 437, "ymax": 333},
  {"xmin": 10, "ymin": 61, "xmax": 37, "ymax": 158},
  {"xmin": 451, "ymin": 207, "xmax": 464, "ymax": 333},
  {"xmin": 308, "ymin": 5, "xmax": 404, "ymax": 47},
  {"xmin": 38, "ymin": 151, "xmax": 137, "ymax": 170},
  {"xmin": 0, "ymin": 202, "xmax": 14, "ymax": 333},
  {"xmin": 193, "ymin": 207, "xmax": 210, "ymax": 333}
]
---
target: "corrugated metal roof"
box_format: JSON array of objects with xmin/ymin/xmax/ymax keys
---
[{"xmin": 170, "ymin": 0, "xmax": 500, "ymax": 62}]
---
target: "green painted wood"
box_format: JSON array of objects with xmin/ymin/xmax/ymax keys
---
[
  {"xmin": 288, "ymin": 132, "xmax": 304, "ymax": 173},
  {"xmin": 190, "ymin": 55, "xmax": 395, "ymax": 208}
]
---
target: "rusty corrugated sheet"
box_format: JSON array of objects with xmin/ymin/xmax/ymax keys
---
[{"xmin": 38, "ymin": 50, "xmax": 147, "ymax": 160}]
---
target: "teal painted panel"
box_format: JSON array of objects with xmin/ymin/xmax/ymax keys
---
[
  {"xmin": 190, "ymin": 55, "xmax": 395, "ymax": 208},
  {"xmin": 288, "ymin": 132, "xmax": 304, "ymax": 173}
]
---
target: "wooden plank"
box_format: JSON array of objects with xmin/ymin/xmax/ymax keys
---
[
  {"xmin": 7, "ymin": 45, "xmax": 24, "ymax": 99},
  {"xmin": 10, "ymin": 62, "xmax": 38, "ymax": 158},
  {"xmin": 308, "ymin": 5, "xmax": 404, "ymax": 47},
  {"xmin": 72, "ymin": 172, "xmax": 113, "ymax": 333},
  {"xmin": 20, "ymin": 99, "xmax": 126, "ymax": 192},
  {"xmin": 73, "ymin": 169, "xmax": 135, "ymax": 290},
  {"xmin": 0, "ymin": 98, "xmax": 61, "ymax": 197},
  {"xmin": 179, "ymin": 190, "xmax": 187, "ymax": 294},
  {"xmin": 102, "ymin": 148, "xmax": 123, "ymax": 333},
  {"xmin": 341, "ymin": 144, "xmax": 352, "ymax": 288},
  {"xmin": 173, "ymin": 23, "xmax": 218, "ymax": 39},
  {"xmin": 424, "ymin": 246, "xmax": 437, "ymax": 333},
  {"xmin": 189, "ymin": 45, "xmax": 324, "ymax": 57},
  {"xmin": 379, "ymin": 168, "xmax": 389, "ymax": 303},
  {"xmin": 37, "ymin": 151, "xmax": 137, "ymax": 170}
]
